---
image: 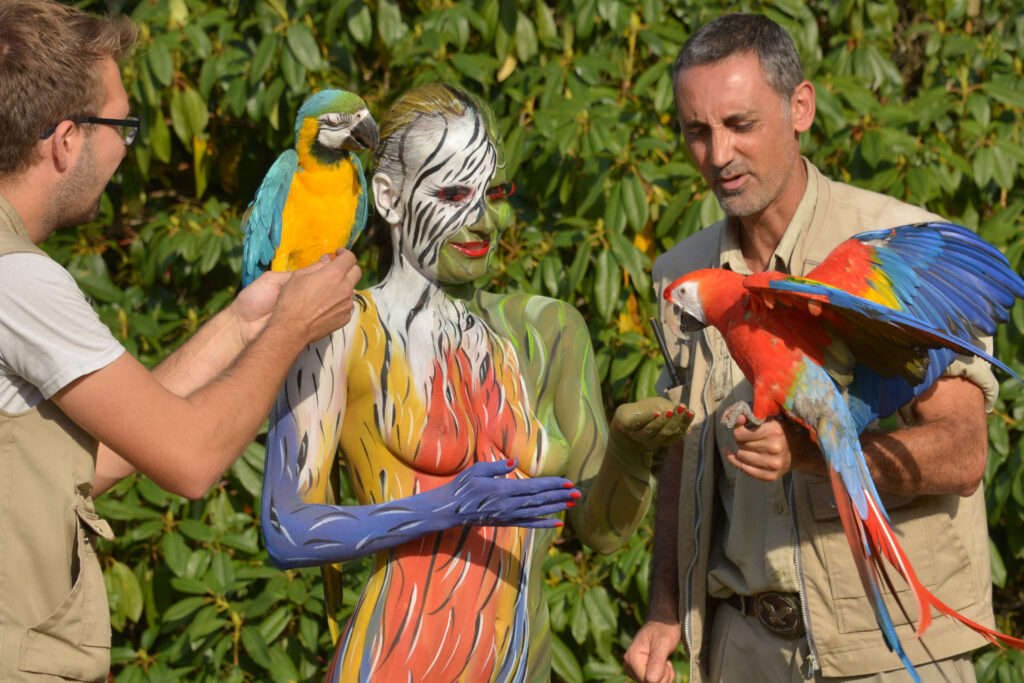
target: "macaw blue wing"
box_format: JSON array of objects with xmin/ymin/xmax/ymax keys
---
[
  {"xmin": 744, "ymin": 222, "xmax": 1024, "ymax": 429},
  {"xmin": 347, "ymin": 153, "xmax": 368, "ymax": 249},
  {"xmin": 241, "ymin": 149, "xmax": 298, "ymax": 287}
]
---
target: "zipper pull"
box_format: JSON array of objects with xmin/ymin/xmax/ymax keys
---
[{"xmin": 804, "ymin": 652, "xmax": 818, "ymax": 679}]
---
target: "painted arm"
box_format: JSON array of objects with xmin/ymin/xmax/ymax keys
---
[
  {"xmin": 260, "ymin": 331, "xmax": 580, "ymax": 569},
  {"xmin": 623, "ymin": 440, "xmax": 683, "ymax": 683},
  {"xmin": 549, "ymin": 304, "xmax": 690, "ymax": 553}
]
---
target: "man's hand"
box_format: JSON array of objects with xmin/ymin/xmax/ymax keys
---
[
  {"xmin": 266, "ymin": 249, "xmax": 361, "ymax": 344},
  {"xmin": 230, "ymin": 270, "xmax": 290, "ymax": 346},
  {"xmin": 610, "ymin": 397, "xmax": 693, "ymax": 469},
  {"xmin": 623, "ymin": 620, "xmax": 681, "ymax": 683},
  {"xmin": 724, "ymin": 414, "xmax": 825, "ymax": 481}
]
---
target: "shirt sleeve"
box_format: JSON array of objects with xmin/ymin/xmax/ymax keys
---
[
  {"xmin": 0, "ymin": 253, "xmax": 125, "ymax": 399},
  {"xmin": 941, "ymin": 353, "xmax": 1000, "ymax": 413}
]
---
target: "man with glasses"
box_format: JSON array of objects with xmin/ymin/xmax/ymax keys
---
[
  {"xmin": 0, "ymin": 1, "xmax": 361, "ymax": 679},
  {"xmin": 40, "ymin": 116, "xmax": 141, "ymax": 145}
]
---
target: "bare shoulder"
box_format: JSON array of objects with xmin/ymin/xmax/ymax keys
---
[{"xmin": 478, "ymin": 290, "xmax": 587, "ymax": 340}]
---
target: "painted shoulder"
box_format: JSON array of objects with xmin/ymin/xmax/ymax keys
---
[{"xmin": 487, "ymin": 290, "xmax": 586, "ymax": 329}]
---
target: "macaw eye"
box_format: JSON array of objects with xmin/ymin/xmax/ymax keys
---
[
  {"xmin": 487, "ymin": 182, "xmax": 516, "ymax": 201},
  {"xmin": 437, "ymin": 186, "xmax": 473, "ymax": 202},
  {"xmin": 319, "ymin": 112, "xmax": 351, "ymax": 128}
]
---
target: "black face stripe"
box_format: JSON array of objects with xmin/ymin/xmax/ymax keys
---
[{"xmin": 395, "ymin": 112, "xmax": 496, "ymax": 269}]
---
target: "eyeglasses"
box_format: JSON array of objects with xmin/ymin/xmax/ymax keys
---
[{"xmin": 39, "ymin": 116, "xmax": 140, "ymax": 146}]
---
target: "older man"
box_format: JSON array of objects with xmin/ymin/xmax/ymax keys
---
[{"xmin": 624, "ymin": 12, "xmax": 996, "ymax": 683}]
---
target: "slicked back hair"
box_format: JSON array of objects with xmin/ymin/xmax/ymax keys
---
[
  {"xmin": 673, "ymin": 13, "xmax": 804, "ymax": 101},
  {"xmin": 0, "ymin": 0, "xmax": 138, "ymax": 177}
]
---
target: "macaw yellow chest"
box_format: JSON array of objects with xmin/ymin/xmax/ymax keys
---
[{"xmin": 272, "ymin": 160, "xmax": 361, "ymax": 271}]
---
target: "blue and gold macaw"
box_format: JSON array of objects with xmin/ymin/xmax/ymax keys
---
[{"xmin": 241, "ymin": 89, "xmax": 379, "ymax": 286}]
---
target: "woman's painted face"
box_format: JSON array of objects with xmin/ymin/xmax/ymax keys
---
[{"xmin": 394, "ymin": 112, "xmax": 513, "ymax": 284}]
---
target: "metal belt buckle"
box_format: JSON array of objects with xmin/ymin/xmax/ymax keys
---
[{"xmin": 754, "ymin": 592, "xmax": 804, "ymax": 640}]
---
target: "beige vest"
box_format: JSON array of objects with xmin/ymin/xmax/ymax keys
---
[
  {"xmin": 652, "ymin": 162, "xmax": 994, "ymax": 680},
  {"xmin": 0, "ymin": 201, "xmax": 114, "ymax": 682}
]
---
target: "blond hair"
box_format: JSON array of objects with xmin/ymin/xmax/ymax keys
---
[
  {"xmin": 0, "ymin": 0, "xmax": 138, "ymax": 177},
  {"xmin": 373, "ymin": 83, "xmax": 501, "ymax": 186}
]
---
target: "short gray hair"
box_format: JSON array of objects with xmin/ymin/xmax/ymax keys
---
[{"xmin": 673, "ymin": 13, "xmax": 804, "ymax": 101}]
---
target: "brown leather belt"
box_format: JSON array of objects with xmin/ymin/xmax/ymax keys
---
[{"xmin": 725, "ymin": 592, "xmax": 805, "ymax": 640}]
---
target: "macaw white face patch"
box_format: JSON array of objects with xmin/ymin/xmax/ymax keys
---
[{"xmin": 392, "ymin": 112, "xmax": 497, "ymax": 280}]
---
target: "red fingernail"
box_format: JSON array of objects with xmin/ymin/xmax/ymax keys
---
[
  {"xmin": 653, "ymin": 412, "xmax": 661, "ymax": 418},
  {"xmin": 570, "ymin": 491, "xmax": 581, "ymax": 499},
  {"xmin": 562, "ymin": 482, "xmax": 574, "ymax": 489},
  {"xmin": 506, "ymin": 459, "xmax": 515, "ymax": 467},
  {"xmin": 686, "ymin": 410, "xmax": 694, "ymax": 418},
  {"xmin": 565, "ymin": 501, "xmax": 576, "ymax": 508},
  {"xmin": 554, "ymin": 521, "xmax": 564, "ymax": 527},
  {"xmin": 676, "ymin": 406, "xmax": 686, "ymax": 415}
]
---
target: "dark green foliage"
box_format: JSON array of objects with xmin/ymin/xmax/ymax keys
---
[{"xmin": 53, "ymin": 0, "xmax": 1023, "ymax": 680}]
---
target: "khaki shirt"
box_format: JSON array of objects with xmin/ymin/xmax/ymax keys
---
[{"xmin": 652, "ymin": 159, "xmax": 996, "ymax": 679}]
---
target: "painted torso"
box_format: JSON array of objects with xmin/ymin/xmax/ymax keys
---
[{"xmin": 325, "ymin": 286, "xmax": 569, "ymax": 682}]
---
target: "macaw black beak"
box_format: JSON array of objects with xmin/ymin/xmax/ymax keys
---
[
  {"xmin": 344, "ymin": 115, "xmax": 379, "ymax": 152},
  {"xmin": 676, "ymin": 311, "xmax": 708, "ymax": 332}
]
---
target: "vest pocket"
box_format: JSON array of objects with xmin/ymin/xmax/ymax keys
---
[
  {"xmin": 18, "ymin": 505, "xmax": 111, "ymax": 681},
  {"xmin": 806, "ymin": 480, "xmax": 977, "ymax": 633}
]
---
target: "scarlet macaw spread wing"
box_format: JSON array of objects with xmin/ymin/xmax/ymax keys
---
[
  {"xmin": 743, "ymin": 222, "xmax": 1024, "ymax": 429},
  {"xmin": 241, "ymin": 150, "xmax": 298, "ymax": 286},
  {"xmin": 807, "ymin": 222, "xmax": 1022, "ymax": 338}
]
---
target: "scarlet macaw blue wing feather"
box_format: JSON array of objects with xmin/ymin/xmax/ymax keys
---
[
  {"xmin": 241, "ymin": 149, "xmax": 298, "ymax": 286},
  {"xmin": 747, "ymin": 278, "xmax": 1020, "ymax": 381}
]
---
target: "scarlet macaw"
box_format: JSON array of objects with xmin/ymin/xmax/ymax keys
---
[
  {"xmin": 241, "ymin": 89, "xmax": 378, "ymax": 286},
  {"xmin": 664, "ymin": 221, "xmax": 1024, "ymax": 681}
]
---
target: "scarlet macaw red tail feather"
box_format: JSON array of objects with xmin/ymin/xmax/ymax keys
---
[
  {"xmin": 829, "ymin": 470, "xmax": 922, "ymax": 682},
  {"xmin": 832, "ymin": 468, "xmax": 1024, "ymax": 663}
]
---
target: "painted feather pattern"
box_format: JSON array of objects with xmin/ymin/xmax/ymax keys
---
[{"xmin": 665, "ymin": 222, "xmax": 1024, "ymax": 682}]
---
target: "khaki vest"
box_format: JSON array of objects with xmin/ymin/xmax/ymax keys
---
[
  {"xmin": 0, "ymin": 200, "xmax": 114, "ymax": 682},
  {"xmin": 652, "ymin": 162, "xmax": 994, "ymax": 680}
]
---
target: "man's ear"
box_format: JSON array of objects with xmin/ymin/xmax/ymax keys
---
[
  {"xmin": 44, "ymin": 120, "xmax": 79, "ymax": 173},
  {"xmin": 372, "ymin": 174, "xmax": 403, "ymax": 225},
  {"xmin": 790, "ymin": 80, "xmax": 816, "ymax": 135}
]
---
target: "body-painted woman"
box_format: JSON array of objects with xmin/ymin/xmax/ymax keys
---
[{"xmin": 260, "ymin": 84, "xmax": 690, "ymax": 682}]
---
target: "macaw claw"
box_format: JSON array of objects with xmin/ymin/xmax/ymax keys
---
[{"xmin": 720, "ymin": 401, "xmax": 763, "ymax": 429}]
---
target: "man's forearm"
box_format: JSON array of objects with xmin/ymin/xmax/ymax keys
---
[
  {"xmin": 93, "ymin": 305, "xmax": 247, "ymax": 495},
  {"xmin": 152, "ymin": 305, "xmax": 247, "ymax": 394},
  {"xmin": 860, "ymin": 376, "xmax": 988, "ymax": 497}
]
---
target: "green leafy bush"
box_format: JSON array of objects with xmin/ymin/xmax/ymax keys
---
[{"xmin": 51, "ymin": 0, "xmax": 1023, "ymax": 680}]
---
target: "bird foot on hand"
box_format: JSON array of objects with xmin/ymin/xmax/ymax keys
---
[{"xmin": 721, "ymin": 401, "xmax": 763, "ymax": 429}]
